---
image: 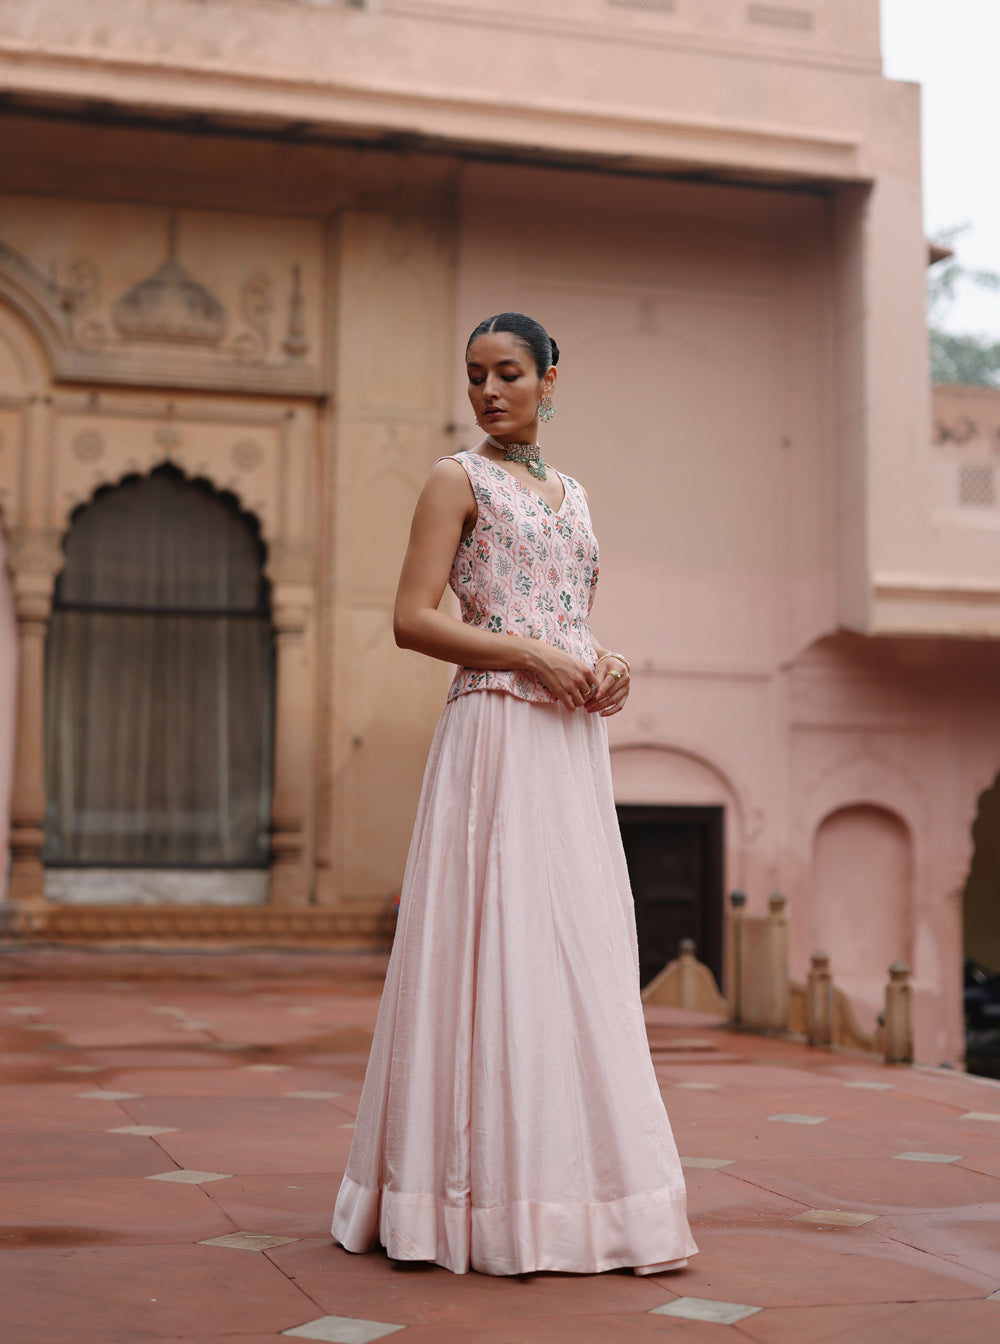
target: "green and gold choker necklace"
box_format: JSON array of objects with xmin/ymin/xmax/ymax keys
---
[{"xmin": 485, "ymin": 433, "xmax": 547, "ymax": 482}]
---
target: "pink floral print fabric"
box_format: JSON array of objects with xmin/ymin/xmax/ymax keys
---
[{"xmin": 445, "ymin": 452, "xmax": 600, "ymax": 704}]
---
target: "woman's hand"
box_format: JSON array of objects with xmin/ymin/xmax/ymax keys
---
[
  {"xmin": 586, "ymin": 656, "xmax": 630, "ymax": 717},
  {"xmin": 529, "ymin": 645, "xmax": 603, "ymax": 713}
]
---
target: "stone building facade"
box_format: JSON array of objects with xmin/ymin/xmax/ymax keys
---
[{"xmin": 0, "ymin": 0, "xmax": 998, "ymax": 1067}]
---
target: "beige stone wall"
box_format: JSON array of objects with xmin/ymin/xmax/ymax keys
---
[{"xmin": 0, "ymin": 134, "xmax": 457, "ymax": 920}]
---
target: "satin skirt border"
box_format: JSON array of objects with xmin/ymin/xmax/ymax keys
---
[{"xmin": 333, "ymin": 1175, "xmax": 695, "ymax": 1277}]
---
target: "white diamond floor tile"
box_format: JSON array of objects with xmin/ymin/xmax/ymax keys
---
[
  {"xmin": 200, "ymin": 1232, "xmax": 299, "ymax": 1251},
  {"xmin": 282, "ymin": 1316, "xmax": 406, "ymax": 1343},
  {"xmin": 673, "ymin": 1082, "xmax": 720, "ymax": 1090},
  {"xmin": 961, "ymin": 1111, "xmax": 1000, "ymax": 1122},
  {"xmin": 768, "ymin": 1113, "xmax": 829, "ymax": 1125},
  {"xmin": 793, "ymin": 1209, "xmax": 877, "ymax": 1227},
  {"xmin": 286, "ymin": 1091, "xmax": 344, "ymax": 1100},
  {"xmin": 892, "ymin": 1151, "xmax": 962, "ymax": 1163},
  {"xmin": 107, "ymin": 1124, "xmax": 179, "ymax": 1137},
  {"xmin": 75, "ymin": 1090, "xmax": 141, "ymax": 1101},
  {"xmin": 146, "ymin": 1169, "xmax": 233, "ymax": 1184},
  {"xmin": 988, "ymin": 1290, "xmax": 1000, "ymax": 1302},
  {"xmin": 651, "ymin": 1297, "xmax": 761, "ymax": 1325},
  {"xmin": 680, "ymin": 1157, "xmax": 735, "ymax": 1169},
  {"xmin": 6, "ymin": 1006, "xmax": 42, "ymax": 1015},
  {"xmin": 844, "ymin": 1081, "xmax": 893, "ymax": 1090}
]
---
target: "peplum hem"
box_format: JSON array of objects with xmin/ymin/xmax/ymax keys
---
[{"xmin": 332, "ymin": 1175, "xmax": 697, "ymax": 1277}]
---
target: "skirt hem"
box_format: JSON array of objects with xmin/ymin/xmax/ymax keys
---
[{"xmin": 332, "ymin": 1174, "xmax": 698, "ymax": 1277}]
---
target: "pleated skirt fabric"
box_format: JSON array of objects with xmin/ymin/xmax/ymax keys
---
[{"xmin": 331, "ymin": 690, "xmax": 698, "ymax": 1276}]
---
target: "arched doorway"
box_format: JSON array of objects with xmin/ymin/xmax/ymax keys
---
[
  {"xmin": 43, "ymin": 466, "xmax": 275, "ymax": 899},
  {"xmin": 963, "ymin": 773, "xmax": 1000, "ymax": 1078}
]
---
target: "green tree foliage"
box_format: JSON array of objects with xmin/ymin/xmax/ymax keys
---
[{"xmin": 928, "ymin": 226, "xmax": 1000, "ymax": 387}]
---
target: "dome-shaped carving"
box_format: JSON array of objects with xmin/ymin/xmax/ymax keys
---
[{"xmin": 112, "ymin": 221, "xmax": 226, "ymax": 345}]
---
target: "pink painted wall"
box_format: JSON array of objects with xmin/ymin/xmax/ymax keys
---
[{"xmin": 452, "ymin": 161, "xmax": 993, "ymax": 1067}]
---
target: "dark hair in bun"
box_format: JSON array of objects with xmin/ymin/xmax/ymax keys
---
[{"xmin": 466, "ymin": 312, "xmax": 559, "ymax": 377}]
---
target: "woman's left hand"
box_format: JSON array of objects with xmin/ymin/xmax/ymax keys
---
[{"xmin": 586, "ymin": 657, "xmax": 630, "ymax": 716}]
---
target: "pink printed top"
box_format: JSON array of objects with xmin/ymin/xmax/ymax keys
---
[{"xmin": 445, "ymin": 451, "xmax": 600, "ymax": 705}]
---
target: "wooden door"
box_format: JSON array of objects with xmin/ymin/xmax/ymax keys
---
[{"xmin": 616, "ymin": 805, "xmax": 724, "ymax": 987}]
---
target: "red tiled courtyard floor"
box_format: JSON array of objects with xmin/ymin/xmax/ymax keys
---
[{"xmin": 2, "ymin": 947, "xmax": 999, "ymax": 1344}]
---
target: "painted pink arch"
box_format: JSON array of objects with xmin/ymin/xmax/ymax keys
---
[
  {"xmin": 609, "ymin": 739, "xmax": 751, "ymax": 895},
  {"xmin": 811, "ymin": 803, "xmax": 914, "ymax": 1030}
]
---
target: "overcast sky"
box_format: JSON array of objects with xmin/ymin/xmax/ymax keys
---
[{"xmin": 881, "ymin": 0, "xmax": 1000, "ymax": 339}]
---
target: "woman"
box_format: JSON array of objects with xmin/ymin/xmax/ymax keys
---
[{"xmin": 331, "ymin": 312, "xmax": 697, "ymax": 1276}]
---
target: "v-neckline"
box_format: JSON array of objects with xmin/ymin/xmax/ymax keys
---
[{"xmin": 474, "ymin": 453, "xmax": 568, "ymax": 517}]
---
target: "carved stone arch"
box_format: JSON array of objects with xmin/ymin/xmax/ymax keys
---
[
  {"xmin": 0, "ymin": 244, "xmax": 76, "ymax": 382},
  {"xmin": 53, "ymin": 445, "xmax": 280, "ymax": 557},
  {"xmin": 0, "ymin": 290, "xmax": 53, "ymax": 398},
  {"xmin": 54, "ymin": 460, "xmax": 273, "ymax": 578}
]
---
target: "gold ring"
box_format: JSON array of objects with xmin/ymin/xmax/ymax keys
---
[
  {"xmin": 589, "ymin": 683, "xmax": 596, "ymax": 695},
  {"xmin": 610, "ymin": 670, "xmax": 621, "ymax": 681}
]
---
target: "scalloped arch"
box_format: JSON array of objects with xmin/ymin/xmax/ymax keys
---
[
  {"xmin": 55, "ymin": 461, "xmax": 270, "ymax": 590},
  {"xmin": 55, "ymin": 452, "xmax": 273, "ymax": 554}
]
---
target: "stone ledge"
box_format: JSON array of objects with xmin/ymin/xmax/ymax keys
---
[{"xmin": 0, "ymin": 901, "xmax": 386, "ymax": 948}]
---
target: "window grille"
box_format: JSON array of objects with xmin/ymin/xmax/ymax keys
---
[
  {"xmin": 608, "ymin": 0, "xmax": 677, "ymax": 13},
  {"xmin": 747, "ymin": 4, "xmax": 814, "ymax": 32},
  {"xmin": 959, "ymin": 463, "xmax": 996, "ymax": 508}
]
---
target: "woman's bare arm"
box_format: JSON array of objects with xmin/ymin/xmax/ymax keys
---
[{"xmin": 393, "ymin": 458, "xmax": 597, "ymax": 711}]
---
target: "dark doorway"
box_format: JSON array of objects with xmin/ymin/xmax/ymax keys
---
[{"xmin": 616, "ymin": 805, "xmax": 724, "ymax": 988}]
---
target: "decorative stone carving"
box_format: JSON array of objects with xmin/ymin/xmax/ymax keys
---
[
  {"xmin": 233, "ymin": 271, "xmax": 272, "ymax": 362},
  {"xmin": 72, "ymin": 430, "xmax": 105, "ymax": 463},
  {"xmin": 0, "ymin": 238, "xmax": 319, "ymax": 396},
  {"xmin": 232, "ymin": 438, "xmax": 263, "ymax": 471},
  {"xmin": 934, "ymin": 415, "xmax": 978, "ymax": 448},
  {"xmin": 112, "ymin": 218, "xmax": 226, "ymax": 346},
  {"xmin": 267, "ymin": 539, "xmax": 314, "ymax": 586},
  {"xmin": 283, "ymin": 264, "xmax": 309, "ymax": 360},
  {"xmin": 67, "ymin": 259, "xmax": 101, "ymax": 313},
  {"xmin": 7, "ymin": 525, "xmax": 64, "ymax": 578},
  {"xmin": 155, "ymin": 423, "xmax": 182, "ymax": 453}
]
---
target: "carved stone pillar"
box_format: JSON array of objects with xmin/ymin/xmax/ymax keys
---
[
  {"xmin": 7, "ymin": 530, "xmax": 61, "ymax": 906},
  {"xmin": 268, "ymin": 582, "xmax": 312, "ymax": 907}
]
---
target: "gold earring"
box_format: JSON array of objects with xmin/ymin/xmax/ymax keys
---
[{"xmin": 538, "ymin": 394, "xmax": 556, "ymax": 423}]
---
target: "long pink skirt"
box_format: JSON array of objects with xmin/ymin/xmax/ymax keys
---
[{"xmin": 331, "ymin": 690, "xmax": 698, "ymax": 1275}]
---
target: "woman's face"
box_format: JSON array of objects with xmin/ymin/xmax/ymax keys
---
[{"xmin": 466, "ymin": 332, "xmax": 555, "ymax": 441}]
